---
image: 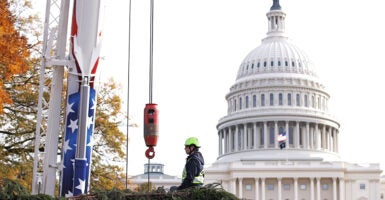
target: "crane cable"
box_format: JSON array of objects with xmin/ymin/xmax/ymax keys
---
[
  {"xmin": 147, "ymin": 0, "xmax": 155, "ymax": 192},
  {"xmin": 149, "ymin": 0, "xmax": 154, "ymax": 104},
  {"xmin": 125, "ymin": 0, "xmax": 132, "ymax": 190}
]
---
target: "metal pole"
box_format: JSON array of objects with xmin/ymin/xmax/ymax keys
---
[{"xmin": 73, "ymin": 76, "xmax": 90, "ymax": 196}]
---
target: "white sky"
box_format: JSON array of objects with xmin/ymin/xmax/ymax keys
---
[{"xmin": 35, "ymin": 0, "xmax": 385, "ymax": 177}]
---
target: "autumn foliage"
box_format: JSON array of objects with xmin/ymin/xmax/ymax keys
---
[{"xmin": 0, "ymin": 0, "xmax": 30, "ymax": 113}]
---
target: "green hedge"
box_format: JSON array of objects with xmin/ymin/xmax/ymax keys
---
[{"xmin": 1, "ymin": 179, "xmax": 239, "ymax": 200}]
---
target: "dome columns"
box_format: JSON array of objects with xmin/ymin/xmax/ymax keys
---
[{"xmin": 217, "ymin": 121, "xmax": 340, "ymax": 156}]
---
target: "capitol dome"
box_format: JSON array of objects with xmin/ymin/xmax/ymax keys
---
[
  {"xmin": 216, "ymin": 0, "xmax": 340, "ymax": 163},
  {"xmin": 237, "ymin": 39, "xmax": 316, "ymax": 80},
  {"xmin": 236, "ymin": 3, "xmax": 316, "ymax": 81}
]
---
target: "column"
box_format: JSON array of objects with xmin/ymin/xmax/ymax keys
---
[
  {"xmin": 226, "ymin": 128, "xmax": 230, "ymax": 153},
  {"xmin": 335, "ymin": 129, "xmax": 339, "ymax": 153},
  {"xmin": 274, "ymin": 121, "xmax": 278, "ymax": 148},
  {"xmin": 238, "ymin": 178, "xmax": 243, "ymax": 199},
  {"xmin": 310, "ymin": 177, "xmax": 314, "ymax": 200},
  {"xmin": 326, "ymin": 128, "xmax": 330, "ymax": 151},
  {"xmin": 339, "ymin": 178, "xmax": 345, "ymax": 200},
  {"xmin": 294, "ymin": 177, "xmax": 298, "ymax": 200},
  {"xmin": 261, "ymin": 178, "xmax": 266, "ymax": 200},
  {"xmin": 322, "ymin": 125, "xmax": 326, "ymax": 149},
  {"xmin": 243, "ymin": 123, "xmax": 247, "ymax": 150},
  {"xmin": 248, "ymin": 124, "xmax": 252, "ymax": 149},
  {"xmin": 255, "ymin": 178, "xmax": 259, "ymax": 200},
  {"xmin": 309, "ymin": 125, "xmax": 314, "ymax": 149},
  {"xmin": 224, "ymin": 128, "xmax": 228, "ymax": 153},
  {"xmin": 306, "ymin": 122, "xmax": 310, "ymax": 149},
  {"xmin": 229, "ymin": 128, "xmax": 234, "ymax": 152},
  {"xmin": 230, "ymin": 178, "xmax": 236, "ymax": 195},
  {"xmin": 315, "ymin": 124, "xmax": 321, "ymax": 150},
  {"xmin": 234, "ymin": 125, "xmax": 239, "ymax": 151},
  {"xmin": 218, "ymin": 130, "xmax": 223, "ymax": 155},
  {"xmin": 253, "ymin": 123, "xmax": 258, "ymax": 149},
  {"xmin": 316, "ymin": 177, "xmax": 321, "ymax": 200},
  {"xmin": 295, "ymin": 122, "xmax": 300, "ymax": 148},
  {"xmin": 332, "ymin": 178, "xmax": 337, "ymax": 200},
  {"xmin": 333, "ymin": 129, "xmax": 338, "ymax": 152},
  {"xmin": 263, "ymin": 122, "xmax": 268, "ymax": 148},
  {"xmin": 277, "ymin": 177, "xmax": 282, "ymax": 200},
  {"xmin": 285, "ymin": 121, "xmax": 289, "ymax": 148}
]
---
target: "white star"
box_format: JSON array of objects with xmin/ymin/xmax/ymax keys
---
[
  {"xmin": 65, "ymin": 190, "xmax": 73, "ymax": 197},
  {"xmin": 75, "ymin": 178, "xmax": 86, "ymax": 194},
  {"xmin": 66, "ymin": 102, "xmax": 75, "ymax": 116},
  {"xmin": 63, "ymin": 139, "xmax": 72, "ymax": 155},
  {"xmin": 90, "ymin": 99, "xmax": 96, "ymax": 110},
  {"xmin": 86, "ymin": 116, "xmax": 94, "ymax": 130},
  {"xmin": 87, "ymin": 137, "xmax": 95, "ymax": 148},
  {"xmin": 68, "ymin": 119, "xmax": 78, "ymax": 133}
]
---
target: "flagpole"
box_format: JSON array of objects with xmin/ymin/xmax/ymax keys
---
[{"xmin": 73, "ymin": 76, "xmax": 91, "ymax": 196}]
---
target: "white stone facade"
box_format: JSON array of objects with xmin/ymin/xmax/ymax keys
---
[{"xmin": 205, "ymin": 1, "xmax": 383, "ymax": 199}]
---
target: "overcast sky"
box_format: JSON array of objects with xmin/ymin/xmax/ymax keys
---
[{"xmin": 35, "ymin": 0, "xmax": 385, "ymax": 177}]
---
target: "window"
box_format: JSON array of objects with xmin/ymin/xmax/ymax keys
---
[
  {"xmin": 251, "ymin": 63, "xmax": 254, "ymax": 69},
  {"xmin": 279, "ymin": 127, "xmax": 284, "ymax": 134},
  {"xmin": 289, "ymin": 127, "xmax": 294, "ymax": 144},
  {"xmin": 257, "ymin": 62, "xmax": 260, "ymax": 68},
  {"xmin": 253, "ymin": 95, "xmax": 257, "ymax": 107},
  {"xmin": 269, "ymin": 127, "xmax": 275, "ymax": 145},
  {"xmin": 239, "ymin": 97, "xmax": 242, "ymax": 110},
  {"xmin": 278, "ymin": 60, "xmax": 281, "ymax": 66},
  {"xmin": 296, "ymin": 94, "xmax": 300, "ymax": 106},
  {"xmin": 245, "ymin": 184, "xmax": 252, "ymax": 191},
  {"xmin": 292, "ymin": 61, "xmax": 295, "ymax": 67},
  {"xmin": 279, "ymin": 93, "xmax": 283, "ymax": 105},
  {"xmin": 283, "ymin": 184, "xmax": 290, "ymax": 190},
  {"xmin": 360, "ymin": 183, "xmax": 366, "ymax": 190},
  {"xmin": 300, "ymin": 184, "xmax": 306, "ymax": 190},
  {"xmin": 287, "ymin": 93, "xmax": 292, "ymax": 106},
  {"xmin": 271, "ymin": 61, "xmax": 274, "ymax": 66},
  {"xmin": 267, "ymin": 184, "xmax": 274, "ymax": 190},
  {"xmin": 245, "ymin": 96, "xmax": 249, "ymax": 108},
  {"xmin": 261, "ymin": 94, "xmax": 265, "ymax": 106},
  {"xmin": 285, "ymin": 61, "xmax": 288, "ymax": 67},
  {"xmin": 304, "ymin": 95, "xmax": 308, "ymax": 107},
  {"xmin": 270, "ymin": 93, "xmax": 274, "ymax": 106},
  {"xmin": 322, "ymin": 183, "xmax": 329, "ymax": 190},
  {"xmin": 264, "ymin": 61, "xmax": 267, "ymax": 67},
  {"xmin": 261, "ymin": 127, "xmax": 264, "ymax": 145}
]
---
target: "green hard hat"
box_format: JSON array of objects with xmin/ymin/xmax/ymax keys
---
[{"xmin": 185, "ymin": 137, "xmax": 200, "ymax": 148}]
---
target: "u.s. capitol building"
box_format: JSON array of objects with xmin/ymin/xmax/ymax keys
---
[{"xmin": 205, "ymin": 1, "xmax": 383, "ymax": 199}]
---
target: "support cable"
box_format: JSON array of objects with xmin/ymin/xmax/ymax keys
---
[
  {"xmin": 149, "ymin": 0, "xmax": 154, "ymax": 103},
  {"xmin": 147, "ymin": 0, "xmax": 155, "ymax": 190},
  {"xmin": 125, "ymin": 0, "xmax": 132, "ymax": 190}
]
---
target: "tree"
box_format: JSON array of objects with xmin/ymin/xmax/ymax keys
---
[
  {"xmin": 90, "ymin": 79, "xmax": 127, "ymax": 191},
  {"xmin": 0, "ymin": 0, "xmax": 32, "ymax": 113},
  {"xmin": 0, "ymin": 0, "xmax": 40, "ymax": 189}
]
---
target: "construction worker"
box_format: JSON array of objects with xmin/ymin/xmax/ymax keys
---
[{"xmin": 171, "ymin": 137, "xmax": 205, "ymax": 191}]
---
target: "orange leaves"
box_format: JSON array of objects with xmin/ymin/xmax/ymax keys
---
[{"xmin": 0, "ymin": 0, "xmax": 31, "ymax": 113}]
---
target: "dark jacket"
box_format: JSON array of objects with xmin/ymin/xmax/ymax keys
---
[{"xmin": 178, "ymin": 151, "xmax": 204, "ymax": 190}]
